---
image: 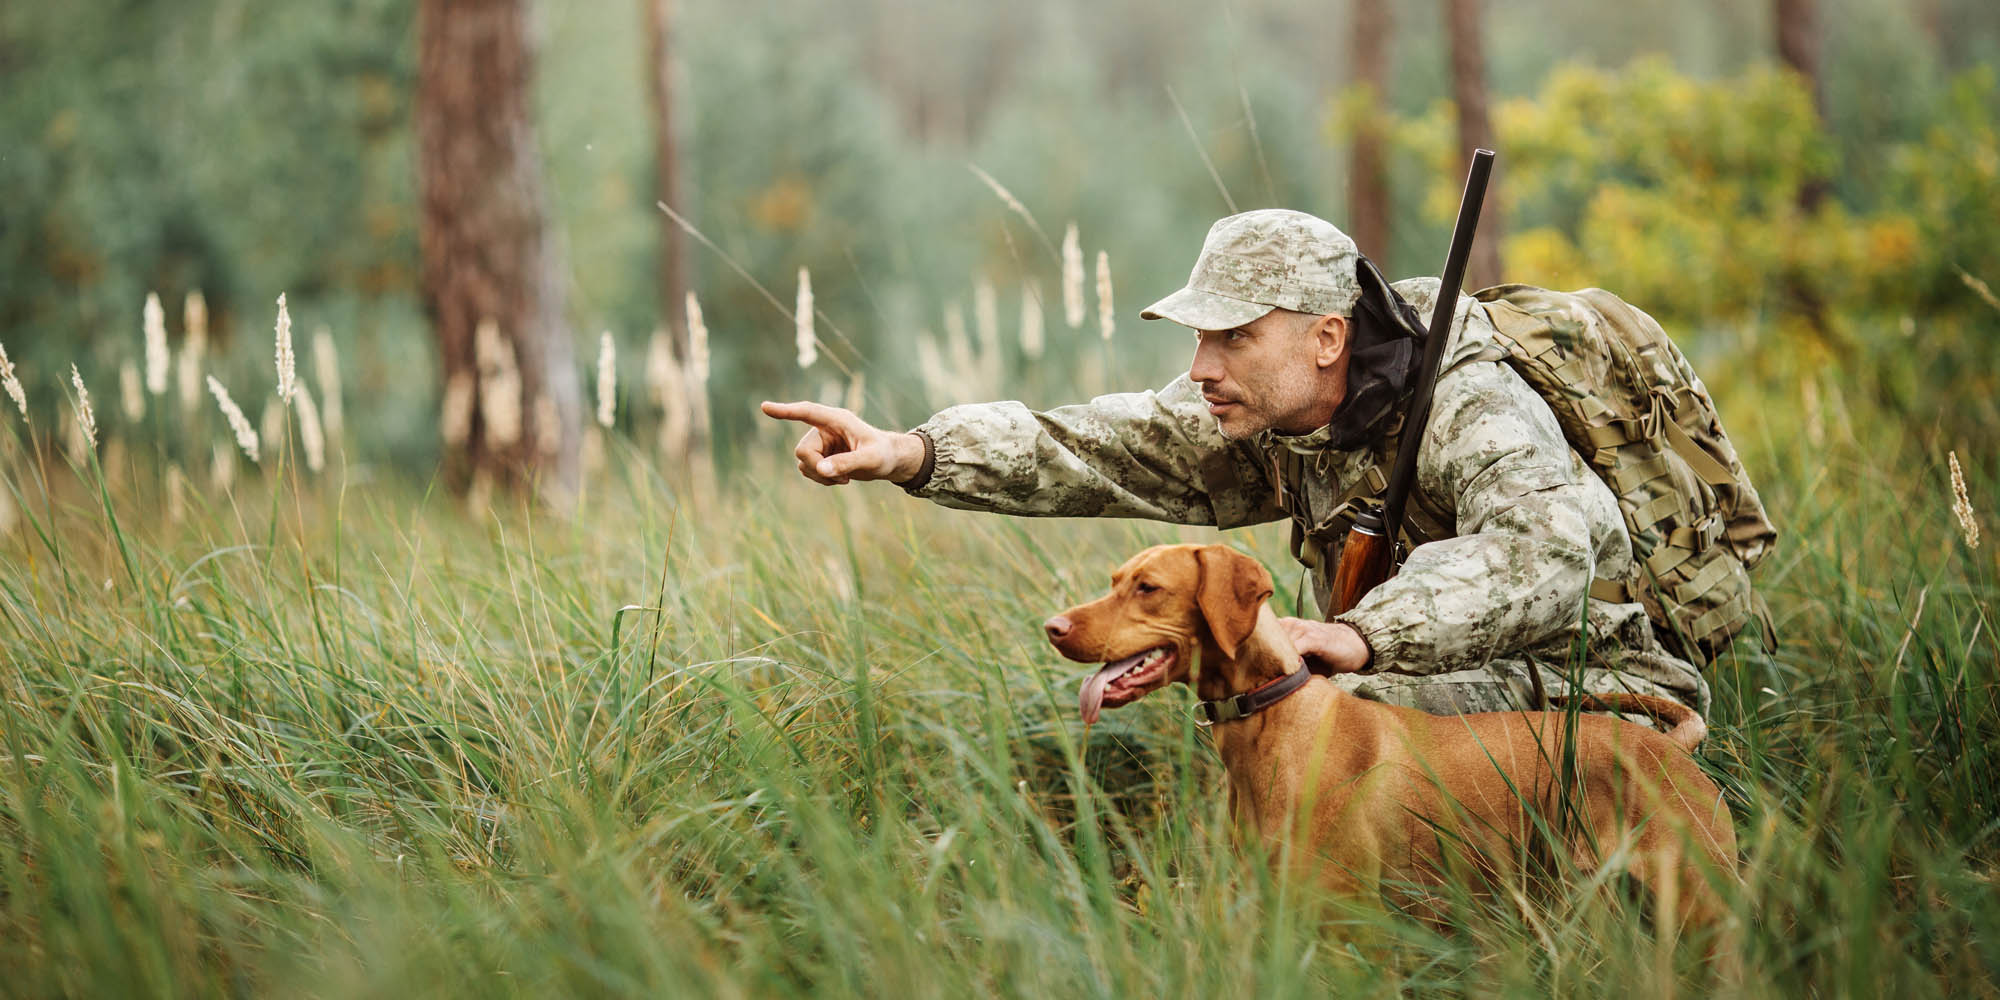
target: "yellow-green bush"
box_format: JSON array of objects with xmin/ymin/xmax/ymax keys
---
[{"xmin": 1391, "ymin": 59, "xmax": 1998, "ymax": 334}]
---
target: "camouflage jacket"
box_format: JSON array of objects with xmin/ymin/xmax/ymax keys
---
[{"xmin": 903, "ymin": 278, "xmax": 1693, "ymax": 685}]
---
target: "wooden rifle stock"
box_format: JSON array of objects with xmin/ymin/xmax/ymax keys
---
[
  {"xmin": 1328, "ymin": 513, "xmax": 1393, "ymax": 616},
  {"xmin": 1326, "ymin": 149, "xmax": 1495, "ymax": 620}
]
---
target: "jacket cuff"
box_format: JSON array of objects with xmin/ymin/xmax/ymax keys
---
[
  {"xmin": 893, "ymin": 429, "xmax": 936, "ymax": 492},
  {"xmin": 1331, "ymin": 615, "xmax": 1386, "ymax": 674}
]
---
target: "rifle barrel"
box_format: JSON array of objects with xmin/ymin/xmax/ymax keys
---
[{"xmin": 1374, "ymin": 149, "xmax": 1495, "ymax": 545}]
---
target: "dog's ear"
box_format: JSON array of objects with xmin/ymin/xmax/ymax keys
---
[{"xmin": 1194, "ymin": 546, "xmax": 1274, "ymax": 659}]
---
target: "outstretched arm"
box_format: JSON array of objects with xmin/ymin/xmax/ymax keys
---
[{"xmin": 763, "ymin": 377, "xmax": 1282, "ymax": 529}]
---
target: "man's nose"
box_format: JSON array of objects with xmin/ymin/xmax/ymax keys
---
[
  {"xmin": 1043, "ymin": 615, "xmax": 1073, "ymax": 642},
  {"xmin": 1188, "ymin": 338, "xmax": 1223, "ymax": 384}
]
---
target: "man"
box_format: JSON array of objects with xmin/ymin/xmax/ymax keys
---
[{"xmin": 761, "ymin": 209, "xmax": 1708, "ymax": 716}]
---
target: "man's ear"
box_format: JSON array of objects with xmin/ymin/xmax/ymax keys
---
[
  {"xmin": 1313, "ymin": 313, "xmax": 1349, "ymax": 369},
  {"xmin": 1194, "ymin": 546, "xmax": 1275, "ymax": 659}
]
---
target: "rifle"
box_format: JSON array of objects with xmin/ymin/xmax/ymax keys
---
[{"xmin": 1327, "ymin": 149, "xmax": 1496, "ymax": 617}]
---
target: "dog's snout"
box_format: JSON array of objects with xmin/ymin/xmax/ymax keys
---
[{"xmin": 1043, "ymin": 615, "xmax": 1073, "ymax": 642}]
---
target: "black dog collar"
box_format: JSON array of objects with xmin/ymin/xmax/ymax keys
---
[{"xmin": 1197, "ymin": 666, "xmax": 1313, "ymax": 725}]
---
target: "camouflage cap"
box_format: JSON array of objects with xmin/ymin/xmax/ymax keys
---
[{"xmin": 1140, "ymin": 209, "xmax": 1365, "ymax": 331}]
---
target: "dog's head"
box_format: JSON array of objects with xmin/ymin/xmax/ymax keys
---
[{"xmin": 1044, "ymin": 544, "xmax": 1275, "ymax": 724}]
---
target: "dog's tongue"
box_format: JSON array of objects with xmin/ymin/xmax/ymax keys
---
[{"xmin": 1079, "ymin": 651, "xmax": 1147, "ymax": 725}]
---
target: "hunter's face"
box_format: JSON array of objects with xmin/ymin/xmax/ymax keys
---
[{"xmin": 1188, "ymin": 308, "xmax": 1348, "ymax": 439}]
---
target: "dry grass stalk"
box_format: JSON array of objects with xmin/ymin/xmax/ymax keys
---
[
  {"xmin": 966, "ymin": 163, "xmax": 1057, "ymax": 259},
  {"xmin": 165, "ymin": 463, "xmax": 187, "ymax": 525},
  {"xmin": 210, "ymin": 439, "xmax": 236, "ymax": 491},
  {"xmin": 1951, "ymin": 451, "xmax": 1981, "ymax": 550},
  {"xmin": 0, "ymin": 472, "xmax": 15, "ymax": 537},
  {"xmin": 119, "ymin": 362, "xmax": 145, "ymax": 422},
  {"xmin": 312, "ymin": 327, "xmax": 343, "ymax": 438},
  {"xmin": 596, "ymin": 331, "xmax": 617, "ymax": 429},
  {"xmin": 440, "ymin": 372, "xmax": 475, "ymax": 449},
  {"xmin": 0, "ymin": 341, "xmax": 26, "ymax": 418},
  {"xmin": 143, "ymin": 292, "xmax": 169, "ymax": 395},
  {"xmin": 1019, "ymin": 282, "xmax": 1044, "ymax": 361},
  {"xmin": 795, "ymin": 267, "xmax": 817, "ymax": 369},
  {"xmin": 293, "ymin": 385, "xmax": 326, "ymax": 473},
  {"xmin": 842, "ymin": 373, "xmax": 866, "ymax": 420},
  {"xmin": 207, "ymin": 375, "xmax": 261, "ymax": 462},
  {"xmin": 1096, "ymin": 250, "xmax": 1115, "ymax": 342},
  {"xmin": 474, "ymin": 320, "xmax": 521, "ymax": 449},
  {"xmin": 69, "ymin": 364, "xmax": 96, "ymax": 448},
  {"xmin": 274, "ymin": 293, "xmax": 296, "ymax": 403},
  {"xmin": 179, "ymin": 291, "xmax": 208, "ymax": 410},
  {"xmin": 1062, "ymin": 222, "xmax": 1085, "ymax": 329},
  {"xmin": 685, "ymin": 291, "xmax": 710, "ymax": 385}
]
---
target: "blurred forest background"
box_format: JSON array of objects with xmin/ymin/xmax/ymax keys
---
[{"xmin": 1, "ymin": 0, "xmax": 1997, "ymax": 484}]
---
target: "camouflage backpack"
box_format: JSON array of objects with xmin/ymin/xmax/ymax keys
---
[{"xmin": 1463, "ymin": 284, "xmax": 1777, "ymax": 664}]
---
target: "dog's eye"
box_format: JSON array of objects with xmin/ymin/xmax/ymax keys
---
[{"xmin": 1134, "ymin": 581, "xmax": 1160, "ymax": 594}]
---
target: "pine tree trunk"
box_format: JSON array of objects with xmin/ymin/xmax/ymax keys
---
[
  {"xmin": 1445, "ymin": 0, "xmax": 1503, "ymax": 289},
  {"xmin": 1346, "ymin": 0, "xmax": 1392, "ymax": 264},
  {"xmin": 644, "ymin": 0, "xmax": 708, "ymax": 467},
  {"xmin": 646, "ymin": 0, "xmax": 689, "ymax": 345},
  {"xmin": 415, "ymin": 0, "xmax": 580, "ymax": 500}
]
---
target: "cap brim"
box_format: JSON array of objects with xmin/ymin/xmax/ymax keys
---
[{"xmin": 1139, "ymin": 287, "xmax": 1273, "ymax": 331}]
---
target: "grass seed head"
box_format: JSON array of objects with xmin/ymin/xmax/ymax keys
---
[
  {"xmin": 294, "ymin": 385, "xmax": 326, "ymax": 473},
  {"xmin": 179, "ymin": 292, "xmax": 208, "ymax": 409},
  {"xmin": 312, "ymin": 326, "xmax": 343, "ymax": 438},
  {"xmin": 474, "ymin": 320, "xmax": 522, "ymax": 448},
  {"xmin": 0, "ymin": 341, "xmax": 26, "ymax": 418},
  {"xmin": 1019, "ymin": 282, "xmax": 1044, "ymax": 361},
  {"xmin": 1951, "ymin": 451, "xmax": 1980, "ymax": 550},
  {"xmin": 685, "ymin": 290, "xmax": 711, "ymax": 385},
  {"xmin": 1096, "ymin": 250, "xmax": 1115, "ymax": 342},
  {"xmin": 1062, "ymin": 222, "xmax": 1085, "ymax": 329},
  {"xmin": 143, "ymin": 292, "xmax": 169, "ymax": 395},
  {"xmin": 795, "ymin": 267, "xmax": 817, "ymax": 369},
  {"xmin": 69, "ymin": 364, "xmax": 96, "ymax": 448},
  {"xmin": 207, "ymin": 375, "xmax": 261, "ymax": 462},
  {"xmin": 440, "ymin": 372, "xmax": 475, "ymax": 448},
  {"xmin": 596, "ymin": 331, "xmax": 617, "ymax": 429},
  {"xmin": 119, "ymin": 361, "xmax": 145, "ymax": 422},
  {"xmin": 274, "ymin": 293, "xmax": 296, "ymax": 403}
]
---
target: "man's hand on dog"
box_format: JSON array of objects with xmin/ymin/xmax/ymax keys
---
[
  {"xmin": 1277, "ymin": 618, "xmax": 1372, "ymax": 673},
  {"xmin": 761, "ymin": 401, "xmax": 925, "ymax": 486}
]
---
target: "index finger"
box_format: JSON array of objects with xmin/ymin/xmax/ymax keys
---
[{"xmin": 759, "ymin": 399, "xmax": 851, "ymax": 431}]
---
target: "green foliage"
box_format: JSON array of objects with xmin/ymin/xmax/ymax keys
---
[{"xmin": 1390, "ymin": 59, "xmax": 2000, "ymax": 335}]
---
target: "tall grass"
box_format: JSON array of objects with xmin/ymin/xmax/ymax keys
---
[{"xmin": 0, "ymin": 314, "xmax": 1996, "ymax": 997}]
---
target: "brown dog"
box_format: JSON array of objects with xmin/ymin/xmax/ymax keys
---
[{"xmin": 1044, "ymin": 543, "xmax": 1738, "ymax": 931}]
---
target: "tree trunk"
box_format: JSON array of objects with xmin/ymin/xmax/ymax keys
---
[
  {"xmin": 1346, "ymin": 0, "xmax": 1393, "ymax": 265},
  {"xmin": 1775, "ymin": 0, "xmax": 1828, "ymax": 211},
  {"xmin": 646, "ymin": 0, "xmax": 689, "ymax": 345},
  {"xmin": 1445, "ymin": 0, "xmax": 1504, "ymax": 289},
  {"xmin": 644, "ymin": 0, "xmax": 707, "ymax": 465},
  {"xmin": 416, "ymin": 0, "xmax": 580, "ymax": 500}
]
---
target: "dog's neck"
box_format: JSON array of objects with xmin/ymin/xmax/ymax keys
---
[{"xmin": 1195, "ymin": 604, "xmax": 1304, "ymax": 704}]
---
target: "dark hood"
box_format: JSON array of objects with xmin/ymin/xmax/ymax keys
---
[{"xmin": 1318, "ymin": 257, "xmax": 1429, "ymax": 451}]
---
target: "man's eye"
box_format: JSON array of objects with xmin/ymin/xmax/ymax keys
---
[{"xmin": 1225, "ymin": 330, "xmax": 1246, "ymax": 343}]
